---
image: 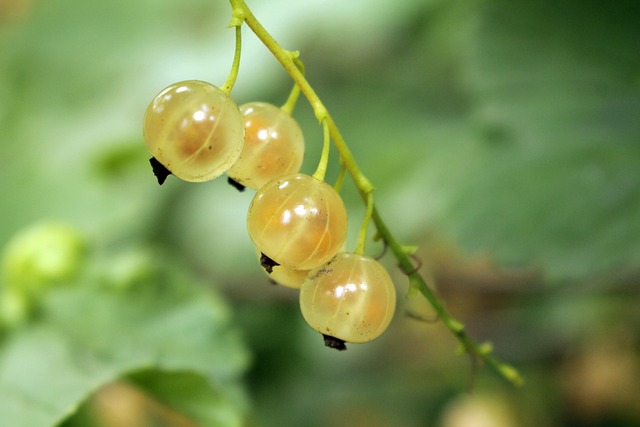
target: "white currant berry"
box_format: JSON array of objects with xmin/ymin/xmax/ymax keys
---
[
  {"xmin": 143, "ymin": 80, "xmax": 244, "ymax": 182},
  {"xmin": 247, "ymin": 174, "xmax": 347, "ymax": 270},
  {"xmin": 227, "ymin": 102, "xmax": 304, "ymax": 190},
  {"xmin": 299, "ymin": 252, "xmax": 396, "ymax": 344}
]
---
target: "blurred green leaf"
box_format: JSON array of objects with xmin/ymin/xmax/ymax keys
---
[
  {"xmin": 445, "ymin": 0, "xmax": 640, "ymax": 281},
  {"xmin": 127, "ymin": 369, "xmax": 246, "ymax": 427},
  {"xmin": 333, "ymin": 0, "xmax": 640, "ymax": 283},
  {"xmin": 2, "ymin": 0, "xmax": 639, "ymax": 426},
  {"xmin": 0, "ymin": 0, "xmax": 230, "ymax": 245},
  {"xmin": 0, "ymin": 258, "xmax": 249, "ymax": 426}
]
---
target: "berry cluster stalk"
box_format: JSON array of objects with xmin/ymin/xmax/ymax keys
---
[{"xmin": 228, "ymin": 0, "xmax": 524, "ymax": 387}]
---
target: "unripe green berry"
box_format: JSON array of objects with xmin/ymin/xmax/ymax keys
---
[{"xmin": 2, "ymin": 222, "xmax": 87, "ymax": 296}]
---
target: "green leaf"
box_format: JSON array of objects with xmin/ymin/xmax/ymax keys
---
[
  {"xmin": 127, "ymin": 369, "xmax": 247, "ymax": 427},
  {"xmin": 0, "ymin": 261, "xmax": 249, "ymax": 427},
  {"xmin": 0, "ymin": 0, "xmax": 230, "ymax": 246},
  {"xmin": 441, "ymin": 0, "xmax": 640, "ymax": 281}
]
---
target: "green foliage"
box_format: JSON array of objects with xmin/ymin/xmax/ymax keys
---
[
  {"xmin": 127, "ymin": 369, "xmax": 246, "ymax": 427},
  {"xmin": 1, "ymin": 0, "xmax": 639, "ymax": 426},
  {"xmin": 311, "ymin": 0, "xmax": 640, "ymax": 284},
  {"xmin": 2, "ymin": 222, "xmax": 86, "ymax": 291},
  {"xmin": 449, "ymin": 0, "xmax": 640, "ymax": 281},
  {"xmin": 0, "ymin": 247, "xmax": 248, "ymax": 426}
]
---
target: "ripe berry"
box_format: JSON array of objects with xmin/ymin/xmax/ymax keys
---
[
  {"xmin": 256, "ymin": 250, "xmax": 309, "ymax": 289},
  {"xmin": 247, "ymin": 174, "xmax": 347, "ymax": 270},
  {"xmin": 299, "ymin": 252, "xmax": 396, "ymax": 345},
  {"xmin": 227, "ymin": 102, "xmax": 304, "ymax": 190},
  {"xmin": 143, "ymin": 80, "xmax": 244, "ymax": 182}
]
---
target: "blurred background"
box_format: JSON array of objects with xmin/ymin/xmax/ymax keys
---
[{"xmin": 1, "ymin": 0, "xmax": 639, "ymax": 426}]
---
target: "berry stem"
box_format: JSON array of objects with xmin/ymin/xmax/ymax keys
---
[
  {"xmin": 354, "ymin": 191, "xmax": 374, "ymax": 256},
  {"xmin": 280, "ymin": 57, "xmax": 304, "ymax": 115},
  {"xmin": 221, "ymin": 25, "xmax": 242, "ymax": 94},
  {"xmin": 334, "ymin": 162, "xmax": 347, "ymax": 193},
  {"xmin": 312, "ymin": 119, "xmax": 331, "ymax": 182},
  {"xmin": 369, "ymin": 206, "xmax": 524, "ymax": 387},
  {"xmin": 280, "ymin": 83, "xmax": 301, "ymax": 115},
  {"xmin": 229, "ymin": 0, "xmax": 523, "ymax": 388}
]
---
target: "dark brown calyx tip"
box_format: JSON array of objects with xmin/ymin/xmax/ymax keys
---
[
  {"xmin": 227, "ymin": 177, "xmax": 245, "ymax": 192},
  {"xmin": 149, "ymin": 157, "xmax": 172, "ymax": 185},
  {"xmin": 260, "ymin": 253, "xmax": 279, "ymax": 274},
  {"xmin": 322, "ymin": 334, "xmax": 347, "ymax": 351}
]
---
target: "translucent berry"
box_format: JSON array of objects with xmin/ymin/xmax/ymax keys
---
[
  {"xmin": 247, "ymin": 174, "xmax": 347, "ymax": 270},
  {"xmin": 270, "ymin": 265, "xmax": 310, "ymax": 289},
  {"xmin": 257, "ymin": 251, "xmax": 310, "ymax": 289},
  {"xmin": 227, "ymin": 102, "xmax": 304, "ymax": 190},
  {"xmin": 143, "ymin": 80, "xmax": 244, "ymax": 182},
  {"xmin": 299, "ymin": 252, "xmax": 396, "ymax": 344}
]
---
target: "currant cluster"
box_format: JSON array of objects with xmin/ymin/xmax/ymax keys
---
[{"xmin": 143, "ymin": 79, "xmax": 396, "ymax": 349}]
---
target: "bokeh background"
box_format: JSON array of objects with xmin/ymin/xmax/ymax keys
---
[{"xmin": 1, "ymin": 0, "xmax": 639, "ymax": 426}]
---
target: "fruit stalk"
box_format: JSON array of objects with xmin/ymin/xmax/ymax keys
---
[{"xmin": 230, "ymin": 0, "xmax": 523, "ymax": 387}]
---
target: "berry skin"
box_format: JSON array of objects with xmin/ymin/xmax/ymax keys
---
[
  {"xmin": 270, "ymin": 265, "xmax": 309, "ymax": 289},
  {"xmin": 256, "ymin": 250, "xmax": 309, "ymax": 289},
  {"xmin": 247, "ymin": 174, "xmax": 347, "ymax": 271},
  {"xmin": 263, "ymin": 260, "xmax": 310, "ymax": 289},
  {"xmin": 299, "ymin": 252, "xmax": 396, "ymax": 344},
  {"xmin": 143, "ymin": 80, "xmax": 244, "ymax": 182},
  {"xmin": 227, "ymin": 102, "xmax": 304, "ymax": 190}
]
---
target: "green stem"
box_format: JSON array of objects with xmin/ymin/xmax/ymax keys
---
[
  {"xmin": 281, "ymin": 84, "xmax": 301, "ymax": 115},
  {"xmin": 230, "ymin": 0, "xmax": 523, "ymax": 388},
  {"xmin": 354, "ymin": 192, "xmax": 374, "ymax": 255},
  {"xmin": 221, "ymin": 25, "xmax": 242, "ymax": 94},
  {"xmin": 371, "ymin": 207, "xmax": 524, "ymax": 387},
  {"xmin": 334, "ymin": 162, "xmax": 347, "ymax": 193},
  {"xmin": 230, "ymin": 1, "xmax": 367, "ymax": 188},
  {"xmin": 281, "ymin": 57, "xmax": 304, "ymax": 115},
  {"xmin": 312, "ymin": 119, "xmax": 331, "ymax": 182}
]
